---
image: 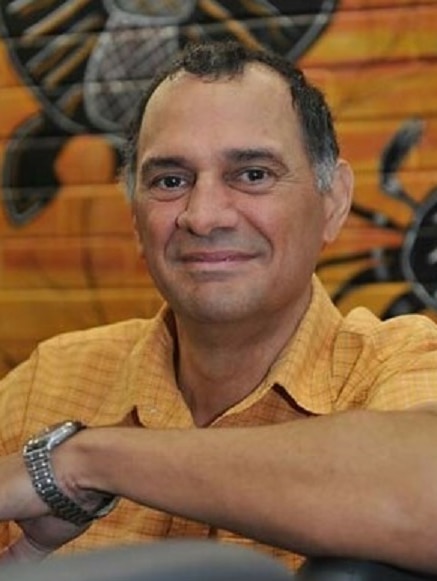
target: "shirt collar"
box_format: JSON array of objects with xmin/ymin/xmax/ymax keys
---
[
  {"xmin": 266, "ymin": 275, "xmax": 343, "ymax": 415},
  {"xmin": 114, "ymin": 276, "xmax": 342, "ymax": 425}
]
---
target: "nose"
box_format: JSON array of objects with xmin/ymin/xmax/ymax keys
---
[{"xmin": 176, "ymin": 177, "xmax": 239, "ymax": 236}]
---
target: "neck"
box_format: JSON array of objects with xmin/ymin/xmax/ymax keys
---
[{"xmin": 174, "ymin": 288, "xmax": 312, "ymax": 427}]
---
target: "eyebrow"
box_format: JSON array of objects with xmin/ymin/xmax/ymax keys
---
[
  {"xmin": 140, "ymin": 156, "xmax": 190, "ymax": 177},
  {"xmin": 223, "ymin": 147, "xmax": 285, "ymax": 165}
]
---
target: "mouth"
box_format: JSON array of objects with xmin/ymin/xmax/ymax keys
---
[
  {"xmin": 180, "ymin": 251, "xmax": 254, "ymax": 263},
  {"xmin": 177, "ymin": 251, "xmax": 258, "ymax": 273}
]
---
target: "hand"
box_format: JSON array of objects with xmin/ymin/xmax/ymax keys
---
[
  {"xmin": 0, "ymin": 451, "xmax": 106, "ymax": 564},
  {"xmin": 0, "ymin": 515, "xmax": 89, "ymax": 564}
]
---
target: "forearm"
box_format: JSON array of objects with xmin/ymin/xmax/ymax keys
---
[{"xmin": 59, "ymin": 409, "xmax": 437, "ymax": 573}]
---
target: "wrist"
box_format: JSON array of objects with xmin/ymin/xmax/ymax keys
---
[
  {"xmin": 59, "ymin": 426, "xmax": 119, "ymax": 495},
  {"xmin": 53, "ymin": 426, "xmax": 105, "ymax": 495},
  {"xmin": 51, "ymin": 428, "xmax": 89, "ymax": 503},
  {"xmin": 52, "ymin": 426, "xmax": 119, "ymax": 510},
  {"xmin": 24, "ymin": 422, "xmax": 118, "ymax": 525}
]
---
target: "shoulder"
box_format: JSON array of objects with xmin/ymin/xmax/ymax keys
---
[
  {"xmin": 28, "ymin": 318, "xmax": 157, "ymax": 377},
  {"xmin": 330, "ymin": 307, "xmax": 437, "ymax": 410},
  {"xmin": 42, "ymin": 318, "xmax": 153, "ymax": 352},
  {"xmin": 337, "ymin": 307, "xmax": 437, "ymax": 359},
  {"xmin": 29, "ymin": 316, "xmax": 164, "ymax": 392},
  {"xmin": 0, "ymin": 315, "xmax": 166, "ymax": 449}
]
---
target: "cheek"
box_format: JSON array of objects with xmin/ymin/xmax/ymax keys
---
[
  {"xmin": 138, "ymin": 202, "xmax": 180, "ymax": 259},
  {"xmin": 262, "ymin": 199, "xmax": 325, "ymax": 261}
]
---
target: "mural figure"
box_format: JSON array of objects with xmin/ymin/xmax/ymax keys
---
[
  {"xmin": 318, "ymin": 118, "xmax": 437, "ymax": 317},
  {"xmin": 0, "ymin": 0, "xmax": 338, "ymax": 226}
]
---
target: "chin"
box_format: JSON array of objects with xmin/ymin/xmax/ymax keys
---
[{"xmin": 176, "ymin": 294, "xmax": 264, "ymax": 324}]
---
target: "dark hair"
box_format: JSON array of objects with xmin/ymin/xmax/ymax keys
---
[{"xmin": 124, "ymin": 40, "xmax": 339, "ymax": 196}]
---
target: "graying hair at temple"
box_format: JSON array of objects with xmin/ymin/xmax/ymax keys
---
[{"xmin": 123, "ymin": 40, "xmax": 339, "ymax": 197}]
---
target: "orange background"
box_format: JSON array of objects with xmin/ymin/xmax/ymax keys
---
[{"xmin": 1, "ymin": 0, "xmax": 437, "ymax": 377}]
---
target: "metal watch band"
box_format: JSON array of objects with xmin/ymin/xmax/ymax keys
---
[{"xmin": 23, "ymin": 424, "xmax": 118, "ymax": 527}]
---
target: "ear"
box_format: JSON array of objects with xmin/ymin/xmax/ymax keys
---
[
  {"xmin": 131, "ymin": 207, "xmax": 145, "ymax": 259},
  {"xmin": 322, "ymin": 159, "xmax": 354, "ymax": 244}
]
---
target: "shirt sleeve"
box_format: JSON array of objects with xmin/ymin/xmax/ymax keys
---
[
  {"xmin": 0, "ymin": 352, "xmax": 41, "ymax": 552},
  {"xmin": 0, "ymin": 351, "xmax": 40, "ymax": 452}
]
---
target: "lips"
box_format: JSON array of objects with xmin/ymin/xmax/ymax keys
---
[{"xmin": 179, "ymin": 251, "xmax": 254, "ymax": 263}]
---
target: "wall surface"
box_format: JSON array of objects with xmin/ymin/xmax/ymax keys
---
[{"xmin": 0, "ymin": 0, "xmax": 437, "ymax": 377}]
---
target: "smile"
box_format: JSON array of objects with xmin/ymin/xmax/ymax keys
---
[
  {"xmin": 180, "ymin": 252, "xmax": 253, "ymax": 263},
  {"xmin": 177, "ymin": 251, "xmax": 257, "ymax": 273}
]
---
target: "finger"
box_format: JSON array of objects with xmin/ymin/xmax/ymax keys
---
[{"xmin": 0, "ymin": 535, "xmax": 50, "ymax": 564}]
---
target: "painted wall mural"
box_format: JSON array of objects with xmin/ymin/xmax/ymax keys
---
[
  {"xmin": 319, "ymin": 117, "xmax": 437, "ymax": 317},
  {"xmin": 0, "ymin": 0, "xmax": 436, "ymax": 376},
  {"xmin": 1, "ymin": 0, "xmax": 337, "ymax": 225}
]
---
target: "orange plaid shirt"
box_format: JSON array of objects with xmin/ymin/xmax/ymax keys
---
[{"xmin": 2, "ymin": 276, "xmax": 437, "ymax": 571}]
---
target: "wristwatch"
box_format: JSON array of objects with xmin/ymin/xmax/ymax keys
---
[{"xmin": 23, "ymin": 420, "xmax": 118, "ymax": 526}]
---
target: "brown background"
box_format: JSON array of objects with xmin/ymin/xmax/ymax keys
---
[{"xmin": 1, "ymin": 0, "xmax": 437, "ymax": 377}]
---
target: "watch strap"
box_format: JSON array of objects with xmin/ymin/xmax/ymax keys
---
[{"xmin": 23, "ymin": 424, "xmax": 118, "ymax": 526}]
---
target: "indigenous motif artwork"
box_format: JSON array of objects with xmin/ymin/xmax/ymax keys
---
[
  {"xmin": 318, "ymin": 119, "xmax": 437, "ymax": 318},
  {"xmin": 0, "ymin": 0, "xmax": 436, "ymax": 375},
  {"xmin": 0, "ymin": 0, "xmax": 337, "ymax": 225}
]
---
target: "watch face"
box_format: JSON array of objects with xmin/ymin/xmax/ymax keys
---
[{"xmin": 29, "ymin": 420, "xmax": 85, "ymax": 450}]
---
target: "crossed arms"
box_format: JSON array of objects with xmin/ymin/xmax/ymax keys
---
[{"xmin": 1, "ymin": 407, "xmax": 437, "ymax": 573}]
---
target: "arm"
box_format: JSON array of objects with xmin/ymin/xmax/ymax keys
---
[
  {"xmin": 49, "ymin": 407, "xmax": 437, "ymax": 573},
  {"xmin": 2, "ymin": 338, "xmax": 437, "ymax": 570},
  {"xmin": 0, "ymin": 352, "xmax": 98, "ymax": 563}
]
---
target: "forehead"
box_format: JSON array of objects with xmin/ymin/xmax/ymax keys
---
[{"xmin": 137, "ymin": 64, "xmax": 303, "ymax": 161}]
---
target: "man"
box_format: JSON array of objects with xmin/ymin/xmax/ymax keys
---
[{"xmin": 1, "ymin": 40, "xmax": 437, "ymax": 574}]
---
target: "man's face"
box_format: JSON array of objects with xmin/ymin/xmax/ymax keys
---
[{"xmin": 132, "ymin": 64, "xmax": 345, "ymax": 324}]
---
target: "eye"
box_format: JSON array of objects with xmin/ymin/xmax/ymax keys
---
[
  {"xmin": 229, "ymin": 166, "xmax": 276, "ymax": 192},
  {"xmin": 153, "ymin": 174, "xmax": 188, "ymax": 190},
  {"xmin": 240, "ymin": 168, "xmax": 269, "ymax": 183},
  {"xmin": 146, "ymin": 172, "xmax": 193, "ymax": 200}
]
